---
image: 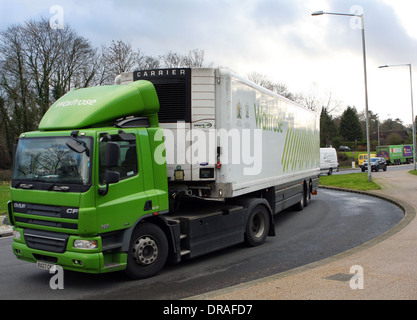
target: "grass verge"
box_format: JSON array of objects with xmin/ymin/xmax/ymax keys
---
[{"xmin": 319, "ymin": 172, "xmax": 381, "ymax": 191}]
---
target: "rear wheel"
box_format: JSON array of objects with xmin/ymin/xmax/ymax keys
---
[
  {"xmin": 125, "ymin": 223, "xmax": 168, "ymax": 279},
  {"xmin": 304, "ymin": 182, "xmax": 310, "ymax": 207},
  {"xmin": 294, "ymin": 182, "xmax": 308, "ymax": 211},
  {"xmin": 244, "ymin": 205, "xmax": 269, "ymax": 247}
]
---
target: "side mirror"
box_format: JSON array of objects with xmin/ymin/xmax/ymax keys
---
[
  {"xmin": 99, "ymin": 142, "xmax": 121, "ymax": 196},
  {"xmin": 105, "ymin": 142, "xmax": 120, "ymax": 167},
  {"xmin": 99, "ymin": 169, "xmax": 120, "ymax": 196},
  {"xmin": 105, "ymin": 170, "xmax": 120, "ymax": 184}
]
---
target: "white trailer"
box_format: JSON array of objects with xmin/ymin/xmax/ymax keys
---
[{"xmin": 117, "ymin": 68, "xmax": 320, "ymax": 210}]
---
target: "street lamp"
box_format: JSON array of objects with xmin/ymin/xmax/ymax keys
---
[
  {"xmin": 379, "ymin": 64, "xmax": 416, "ymax": 170},
  {"xmin": 312, "ymin": 10, "xmax": 372, "ymax": 182}
]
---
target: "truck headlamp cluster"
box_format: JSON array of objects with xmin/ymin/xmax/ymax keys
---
[{"xmin": 73, "ymin": 239, "xmax": 98, "ymax": 249}]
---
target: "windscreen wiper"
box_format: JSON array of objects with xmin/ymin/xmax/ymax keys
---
[
  {"xmin": 12, "ymin": 180, "xmax": 33, "ymax": 189},
  {"xmin": 48, "ymin": 183, "xmax": 70, "ymax": 192}
]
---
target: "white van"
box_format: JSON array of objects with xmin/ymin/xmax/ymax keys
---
[{"xmin": 320, "ymin": 148, "xmax": 339, "ymax": 175}]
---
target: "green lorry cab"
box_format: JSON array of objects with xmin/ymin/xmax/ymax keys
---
[{"xmin": 9, "ymin": 81, "xmax": 174, "ymax": 278}]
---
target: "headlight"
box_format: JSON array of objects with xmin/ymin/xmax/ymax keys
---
[{"xmin": 73, "ymin": 239, "xmax": 98, "ymax": 249}]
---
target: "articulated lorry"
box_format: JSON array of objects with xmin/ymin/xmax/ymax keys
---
[
  {"xmin": 8, "ymin": 68, "xmax": 320, "ymax": 279},
  {"xmin": 376, "ymin": 144, "xmax": 414, "ymax": 165}
]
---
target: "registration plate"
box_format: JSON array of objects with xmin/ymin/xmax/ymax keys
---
[{"xmin": 36, "ymin": 261, "xmax": 56, "ymax": 271}]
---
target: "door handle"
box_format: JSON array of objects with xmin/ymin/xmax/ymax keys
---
[{"xmin": 144, "ymin": 200, "xmax": 152, "ymax": 211}]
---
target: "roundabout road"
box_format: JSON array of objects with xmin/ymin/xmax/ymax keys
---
[{"xmin": 0, "ymin": 188, "xmax": 403, "ymax": 300}]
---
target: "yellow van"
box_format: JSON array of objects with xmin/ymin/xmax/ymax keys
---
[{"xmin": 358, "ymin": 153, "xmax": 376, "ymax": 166}]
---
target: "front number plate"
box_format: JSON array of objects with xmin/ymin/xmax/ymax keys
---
[{"xmin": 36, "ymin": 261, "xmax": 55, "ymax": 271}]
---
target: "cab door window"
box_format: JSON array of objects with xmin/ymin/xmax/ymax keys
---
[{"xmin": 99, "ymin": 136, "xmax": 138, "ymax": 184}]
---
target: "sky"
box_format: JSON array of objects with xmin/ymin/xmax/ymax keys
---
[{"xmin": 1, "ymin": 0, "xmax": 417, "ymax": 126}]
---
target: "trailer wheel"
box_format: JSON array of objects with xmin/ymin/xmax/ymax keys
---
[
  {"xmin": 125, "ymin": 223, "xmax": 168, "ymax": 279},
  {"xmin": 244, "ymin": 205, "xmax": 269, "ymax": 247},
  {"xmin": 294, "ymin": 182, "xmax": 308, "ymax": 211},
  {"xmin": 304, "ymin": 182, "xmax": 310, "ymax": 207}
]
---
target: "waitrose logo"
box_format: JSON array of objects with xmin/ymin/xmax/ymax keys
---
[
  {"xmin": 55, "ymin": 98, "xmax": 97, "ymax": 108},
  {"xmin": 253, "ymin": 103, "xmax": 284, "ymax": 133}
]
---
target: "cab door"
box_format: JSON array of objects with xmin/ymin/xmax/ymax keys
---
[{"xmin": 95, "ymin": 129, "xmax": 149, "ymax": 234}]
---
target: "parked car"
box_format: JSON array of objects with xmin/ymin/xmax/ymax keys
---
[
  {"xmin": 361, "ymin": 157, "xmax": 387, "ymax": 172},
  {"xmin": 339, "ymin": 145, "xmax": 350, "ymax": 151},
  {"xmin": 357, "ymin": 153, "xmax": 376, "ymax": 166}
]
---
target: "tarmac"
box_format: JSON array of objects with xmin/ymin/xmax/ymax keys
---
[
  {"xmin": 1, "ymin": 169, "xmax": 416, "ymax": 299},
  {"xmin": 188, "ymin": 169, "xmax": 417, "ymax": 300}
]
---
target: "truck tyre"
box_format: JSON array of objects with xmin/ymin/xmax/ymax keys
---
[
  {"xmin": 125, "ymin": 222, "xmax": 168, "ymax": 279},
  {"xmin": 244, "ymin": 205, "xmax": 269, "ymax": 247},
  {"xmin": 294, "ymin": 182, "xmax": 308, "ymax": 211},
  {"xmin": 304, "ymin": 182, "xmax": 310, "ymax": 207}
]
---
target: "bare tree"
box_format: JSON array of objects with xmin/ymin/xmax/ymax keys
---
[
  {"xmin": 138, "ymin": 55, "xmax": 160, "ymax": 70},
  {"xmin": 0, "ymin": 24, "xmax": 38, "ymax": 133},
  {"xmin": 182, "ymin": 49, "xmax": 210, "ymax": 68},
  {"xmin": 0, "ymin": 18, "xmax": 96, "ymax": 164},
  {"xmin": 322, "ymin": 90, "xmax": 342, "ymax": 115},
  {"xmin": 102, "ymin": 41, "xmax": 138, "ymax": 74},
  {"xmin": 160, "ymin": 50, "xmax": 183, "ymax": 68},
  {"xmin": 51, "ymin": 30, "xmax": 96, "ymax": 99},
  {"xmin": 96, "ymin": 40, "xmax": 163, "ymax": 84},
  {"xmin": 160, "ymin": 49, "xmax": 211, "ymax": 68},
  {"xmin": 247, "ymin": 72, "xmax": 294, "ymax": 100},
  {"xmin": 22, "ymin": 19, "xmax": 65, "ymax": 115}
]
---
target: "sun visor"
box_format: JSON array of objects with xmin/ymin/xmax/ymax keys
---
[{"xmin": 39, "ymin": 80, "xmax": 159, "ymax": 130}]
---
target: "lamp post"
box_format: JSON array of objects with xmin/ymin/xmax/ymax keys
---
[
  {"xmin": 379, "ymin": 64, "xmax": 416, "ymax": 170},
  {"xmin": 312, "ymin": 10, "xmax": 372, "ymax": 182}
]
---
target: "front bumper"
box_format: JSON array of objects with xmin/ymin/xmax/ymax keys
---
[{"xmin": 12, "ymin": 228, "xmax": 127, "ymax": 274}]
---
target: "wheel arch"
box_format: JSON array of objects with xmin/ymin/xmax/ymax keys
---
[{"xmin": 121, "ymin": 214, "xmax": 174, "ymax": 253}]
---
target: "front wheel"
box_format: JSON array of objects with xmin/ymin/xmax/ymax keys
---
[
  {"xmin": 244, "ymin": 205, "xmax": 270, "ymax": 247},
  {"xmin": 125, "ymin": 223, "xmax": 168, "ymax": 279}
]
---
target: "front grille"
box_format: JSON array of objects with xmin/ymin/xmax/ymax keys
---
[
  {"xmin": 14, "ymin": 217, "xmax": 77, "ymax": 229},
  {"xmin": 23, "ymin": 229, "xmax": 69, "ymax": 253},
  {"xmin": 13, "ymin": 202, "xmax": 78, "ymax": 231}
]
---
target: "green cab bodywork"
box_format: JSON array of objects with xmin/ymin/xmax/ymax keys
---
[{"xmin": 10, "ymin": 81, "xmax": 169, "ymax": 274}]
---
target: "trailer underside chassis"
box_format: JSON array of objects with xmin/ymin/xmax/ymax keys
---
[{"xmin": 124, "ymin": 178, "xmax": 317, "ymax": 279}]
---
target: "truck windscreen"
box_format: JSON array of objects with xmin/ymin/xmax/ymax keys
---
[{"xmin": 12, "ymin": 136, "xmax": 92, "ymax": 189}]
